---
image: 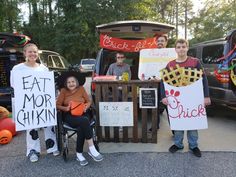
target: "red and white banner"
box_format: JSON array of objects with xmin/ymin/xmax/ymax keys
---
[
  {"xmin": 164, "ymin": 78, "xmax": 208, "ymax": 130},
  {"xmin": 100, "ymin": 34, "xmax": 157, "ymax": 52}
]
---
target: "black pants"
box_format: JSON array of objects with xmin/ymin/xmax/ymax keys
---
[{"xmin": 65, "ymin": 113, "xmax": 92, "ymax": 153}]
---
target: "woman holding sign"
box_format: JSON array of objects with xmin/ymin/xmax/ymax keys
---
[
  {"xmin": 56, "ymin": 72, "xmax": 103, "ymax": 166},
  {"xmin": 10, "ymin": 43, "xmax": 59, "ymax": 162}
]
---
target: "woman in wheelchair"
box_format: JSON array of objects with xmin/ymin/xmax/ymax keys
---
[{"xmin": 56, "ymin": 72, "xmax": 103, "ymax": 166}]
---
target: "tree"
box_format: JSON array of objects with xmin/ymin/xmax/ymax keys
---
[
  {"xmin": 0, "ymin": 0, "xmax": 21, "ymax": 32},
  {"xmin": 189, "ymin": 0, "xmax": 236, "ymax": 44}
]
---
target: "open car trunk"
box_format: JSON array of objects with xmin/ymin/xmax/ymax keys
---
[
  {"xmin": 0, "ymin": 33, "xmax": 30, "ymax": 108},
  {"xmin": 94, "ymin": 20, "xmax": 175, "ymax": 78},
  {"xmin": 96, "ymin": 20, "xmax": 175, "ymax": 39}
]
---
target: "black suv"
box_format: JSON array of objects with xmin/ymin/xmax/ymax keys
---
[
  {"xmin": 188, "ymin": 29, "xmax": 236, "ymax": 107},
  {"xmin": 0, "ymin": 33, "xmax": 70, "ymax": 109}
]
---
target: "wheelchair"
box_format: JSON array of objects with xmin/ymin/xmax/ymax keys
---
[{"xmin": 56, "ymin": 107, "xmax": 99, "ymax": 162}]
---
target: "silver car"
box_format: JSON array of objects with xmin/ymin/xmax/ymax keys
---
[{"xmin": 79, "ymin": 58, "xmax": 96, "ymax": 73}]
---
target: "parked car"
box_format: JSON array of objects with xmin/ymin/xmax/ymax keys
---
[
  {"xmin": 188, "ymin": 29, "xmax": 236, "ymax": 107},
  {"xmin": 93, "ymin": 20, "xmax": 175, "ymax": 80},
  {"xmin": 79, "ymin": 58, "xmax": 96, "ymax": 73},
  {"xmin": 0, "ymin": 32, "xmax": 70, "ymax": 109}
]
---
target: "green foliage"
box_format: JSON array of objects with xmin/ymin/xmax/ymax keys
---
[
  {"xmin": 2, "ymin": 0, "xmax": 198, "ymax": 63},
  {"xmin": 0, "ymin": 0, "xmax": 21, "ymax": 32},
  {"xmin": 189, "ymin": 0, "xmax": 236, "ymax": 45}
]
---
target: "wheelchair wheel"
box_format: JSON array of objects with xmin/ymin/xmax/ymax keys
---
[
  {"xmin": 62, "ymin": 132, "xmax": 69, "ymax": 161},
  {"xmin": 56, "ymin": 112, "xmax": 63, "ymax": 152},
  {"xmin": 94, "ymin": 141, "xmax": 99, "ymax": 152},
  {"xmin": 92, "ymin": 126, "xmax": 99, "ymax": 152},
  {"xmin": 63, "ymin": 147, "xmax": 69, "ymax": 162},
  {"xmin": 56, "ymin": 123, "xmax": 63, "ymax": 152}
]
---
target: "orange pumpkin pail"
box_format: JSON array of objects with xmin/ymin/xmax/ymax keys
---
[{"xmin": 70, "ymin": 101, "xmax": 86, "ymax": 116}]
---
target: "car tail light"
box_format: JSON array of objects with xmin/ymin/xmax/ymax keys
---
[
  {"xmin": 214, "ymin": 70, "xmax": 230, "ymax": 83},
  {"xmin": 91, "ymin": 72, "xmax": 97, "ymax": 92}
]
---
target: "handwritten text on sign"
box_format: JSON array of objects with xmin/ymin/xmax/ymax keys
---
[
  {"xmin": 139, "ymin": 48, "xmax": 177, "ymax": 79},
  {"xmin": 99, "ymin": 102, "xmax": 133, "ymax": 126},
  {"xmin": 164, "ymin": 79, "xmax": 208, "ymax": 130},
  {"xmin": 12, "ymin": 71, "xmax": 57, "ymax": 131},
  {"xmin": 100, "ymin": 34, "xmax": 157, "ymax": 52},
  {"xmin": 139, "ymin": 88, "xmax": 157, "ymax": 108}
]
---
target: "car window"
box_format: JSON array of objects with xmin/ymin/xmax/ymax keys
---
[
  {"xmin": 188, "ymin": 48, "xmax": 197, "ymax": 58},
  {"xmin": 82, "ymin": 59, "xmax": 96, "ymax": 65},
  {"xmin": 202, "ymin": 44, "xmax": 224, "ymax": 64},
  {"xmin": 47, "ymin": 56, "xmax": 54, "ymax": 67},
  {"xmin": 60, "ymin": 56, "xmax": 70, "ymax": 68},
  {"xmin": 51, "ymin": 55, "xmax": 64, "ymax": 68},
  {"xmin": 39, "ymin": 53, "xmax": 48, "ymax": 63},
  {"xmin": 99, "ymin": 49, "xmax": 139, "ymax": 79}
]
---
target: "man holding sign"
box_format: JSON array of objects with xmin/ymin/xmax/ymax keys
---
[
  {"xmin": 11, "ymin": 43, "xmax": 59, "ymax": 163},
  {"xmin": 161, "ymin": 39, "xmax": 211, "ymax": 157}
]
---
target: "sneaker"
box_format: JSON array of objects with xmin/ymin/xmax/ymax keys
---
[
  {"xmin": 52, "ymin": 150, "xmax": 60, "ymax": 156},
  {"xmin": 190, "ymin": 147, "xmax": 202, "ymax": 157},
  {"xmin": 88, "ymin": 151, "xmax": 104, "ymax": 162},
  {"xmin": 28, "ymin": 150, "xmax": 39, "ymax": 163},
  {"xmin": 76, "ymin": 157, "xmax": 88, "ymax": 166},
  {"xmin": 169, "ymin": 145, "xmax": 183, "ymax": 153}
]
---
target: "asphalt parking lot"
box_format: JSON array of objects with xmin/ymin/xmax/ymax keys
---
[
  {"xmin": 1, "ymin": 77, "xmax": 235, "ymax": 177},
  {"xmin": 0, "ymin": 105, "xmax": 235, "ymax": 177}
]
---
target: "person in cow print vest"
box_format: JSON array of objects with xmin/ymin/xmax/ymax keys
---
[{"xmin": 10, "ymin": 43, "xmax": 59, "ymax": 162}]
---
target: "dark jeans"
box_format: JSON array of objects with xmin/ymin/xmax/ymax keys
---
[{"xmin": 65, "ymin": 113, "xmax": 92, "ymax": 153}]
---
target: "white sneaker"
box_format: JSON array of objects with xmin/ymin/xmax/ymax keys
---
[
  {"xmin": 53, "ymin": 150, "xmax": 60, "ymax": 156},
  {"xmin": 28, "ymin": 150, "xmax": 39, "ymax": 163},
  {"xmin": 88, "ymin": 151, "xmax": 103, "ymax": 162},
  {"xmin": 76, "ymin": 157, "xmax": 89, "ymax": 166}
]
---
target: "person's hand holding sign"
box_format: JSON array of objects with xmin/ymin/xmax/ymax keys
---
[
  {"xmin": 204, "ymin": 97, "xmax": 211, "ymax": 107},
  {"xmin": 161, "ymin": 97, "xmax": 169, "ymax": 106}
]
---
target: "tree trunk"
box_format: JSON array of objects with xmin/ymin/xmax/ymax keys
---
[
  {"xmin": 184, "ymin": 0, "xmax": 187, "ymax": 39},
  {"xmin": 48, "ymin": 0, "xmax": 53, "ymax": 25},
  {"xmin": 176, "ymin": 0, "xmax": 178, "ymax": 38}
]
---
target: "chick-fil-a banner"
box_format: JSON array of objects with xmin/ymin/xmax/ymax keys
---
[
  {"xmin": 100, "ymin": 34, "xmax": 157, "ymax": 52},
  {"xmin": 12, "ymin": 70, "xmax": 57, "ymax": 131},
  {"xmin": 164, "ymin": 78, "xmax": 208, "ymax": 130}
]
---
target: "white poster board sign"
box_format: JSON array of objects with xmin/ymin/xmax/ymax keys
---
[
  {"xmin": 139, "ymin": 88, "xmax": 157, "ymax": 108},
  {"xmin": 12, "ymin": 70, "xmax": 57, "ymax": 131},
  {"xmin": 164, "ymin": 79, "xmax": 208, "ymax": 130},
  {"xmin": 99, "ymin": 102, "xmax": 133, "ymax": 126},
  {"xmin": 138, "ymin": 48, "xmax": 177, "ymax": 80}
]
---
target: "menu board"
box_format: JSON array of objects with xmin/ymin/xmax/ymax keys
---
[{"xmin": 139, "ymin": 88, "xmax": 158, "ymax": 108}]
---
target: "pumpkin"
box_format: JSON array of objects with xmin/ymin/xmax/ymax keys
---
[
  {"xmin": 0, "ymin": 118, "xmax": 16, "ymax": 136},
  {"xmin": 0, "ymin": 129, "xmax": 12, "ymax": 144}
]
